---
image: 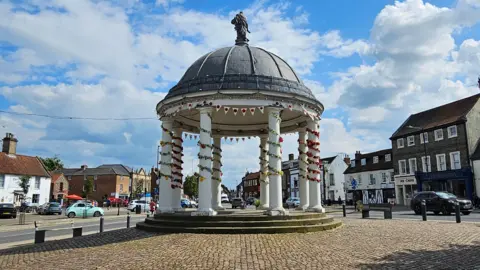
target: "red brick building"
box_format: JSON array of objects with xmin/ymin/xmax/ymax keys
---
[{"xmin": 242, "ymin": 172, "xmax": 260, "ymax": 200}]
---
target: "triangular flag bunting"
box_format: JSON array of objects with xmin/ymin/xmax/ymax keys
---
[
  {"xmin": 189, "ymin": 135, "xmax": 192, "ymax": 139},
  {"xmin": 194, "ymin": 135, "xmax": 198, "ymax": 140},
  {"xmin": 224, "ymin": 107, "xmax": 230, "ymax": 114},
  {"xmin": 248, "ymin": 136, "xmax": 251, "ymax": 139},
  {"xmin": 236, "ymin": 138, "xmax": 239, "ymax": 142},
  {"xmin": 288, "ymin": 104, "xmax": 293, "ymax": 111},
  {"xmin": 250, "ymin": 108, "xmax": 255, "ymax": 115},
  {"xmin": 242, "ymin": 138, "xmax": 245, "ymax": 141},
  {"xmin": 241, "ymin": 108, "xmax": 247, "ymax": 116},
  {"xmin": 233, "ymin": 108, "xmax": 238, "ymax": 116},
  {"xmin": 184, "ymin": 133, "xmax": 188, "ymax": 138},
  {"xmin": 215, "ymin": 105, "xmax": 222, "ymax": 112},
  {"xmin": 258, "ymin": 106, "xmax": 264, "ymax": 113},
  {"xmin": 230, "ymin": 138, "xmax": 233, "ymax": 142},
  {"xmin": 188, "ymin": 103, "xmax": 193, "ymax": 110}
]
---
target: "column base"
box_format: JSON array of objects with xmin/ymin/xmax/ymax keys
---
[
  {"xmin": 172, "ymin": 207, "xmax": 186, "ymax": 212},
  {"xmin": 296, "ymin": 204, "xmax": 309, "ymax": 211},
  {"xmin": 264, "ymin": 207, "xmax": 289, "ymax": 216},
  {"xmin": 192, "ymin": 208, "xmax": 218, "ymax": 216},
  {"xmin": 213, "ymin": 205, "xmax": 225, "ymax": 211},
  {"xmin": 257, "ymin": 204, "xmax": 270, "ymax": 210},
  {"xmin": 306, "ymin": 205, "xmax": 325, "ymax": 213},
  {"xmin": 156, "ymin": 207, "xmax": 174, "ymax": 214}
]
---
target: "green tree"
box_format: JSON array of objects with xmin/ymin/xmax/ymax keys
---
[
  {"xmin": 134, "ymin": 179, "xmax": 144, "ymax": 199},
  {"xmin": 82, "ymin": 177, "xmax": 94, "ymax": 199},
  {"xmin": 39, "ymin": 155, "xmax": 64, "ymax": 171},
  {"xmin": 17, "ymin": 175, "xmax": 31, "ymax": 203},
  {"xmin": 183, "ymin": 174, "xmax": 198, "ymax": 198}
]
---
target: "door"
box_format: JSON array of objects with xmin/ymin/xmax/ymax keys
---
[
  {"xmin": 74, "ymin": 203, "xmax": 87, "ymax": 216},
  {"xmin": 86, "ymin": 205, "xmax": 97, "ymax": 216}
]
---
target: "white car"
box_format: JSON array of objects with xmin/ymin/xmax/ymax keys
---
[
  {"xmin": 190, "ymin": 200, "xmax": 198, "ymax": 208},
  {"xmin": 127, "ymin": 200, "xmax": 149, "ymax": 212}
]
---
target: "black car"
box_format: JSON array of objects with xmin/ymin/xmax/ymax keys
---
[
  {"xmin": 411, "ymin": 191, "xmax": 473, "ymax": 215},
  {"xmin": 0, "ymin": 203, "xmax": 17, "ymax": 218},
  {"xmin": 231, "ymin": 198, "xmax": 245, "ymax": 209}
]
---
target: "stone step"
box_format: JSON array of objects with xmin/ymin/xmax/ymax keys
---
[
  {"xmin": 153, "ymin": 212, "xmax": 327, "ymax": 221},
  {"xmin": 144, "ymin": 217, "xmax": 334, "ymax": 227},
  {"xmin": 136, "ymin": 220, "xmax": 343, "ymax": 234}
]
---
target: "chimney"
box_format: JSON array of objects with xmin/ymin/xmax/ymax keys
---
[
  {"xmin": 2, "ymin": 133, "xmax": 18, "ymax": 155},
  {"xmin": 81, "ymin": 165, "xmax": 88, "ymax": 171},
  {"xmin": 288, "ymin": 153, "xmax": 294, "ymax": 161},
  {"xmin": 343, "ymin": 155, "xmax": 351, "ymax": 165},
  {"xmin": 354, "ymin": 151, "xmax": 361, "ymax": 161}
]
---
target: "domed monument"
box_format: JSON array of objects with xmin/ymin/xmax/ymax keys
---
[{"xmin": 138, "ymin": 12, "xmax": 340, "ymax": 233}]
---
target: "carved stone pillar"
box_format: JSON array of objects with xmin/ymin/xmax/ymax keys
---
[
  {"xmin": 259, "ymin": 135, "xmax": 269, "ymax": 209},
  {"xmin": 211, "ymin": 137, "xmax": 224, "ymax": 210},
  {"xmin": 296, "ymin": 129, "xmax": 309, "ymax": 210},
  {"xmin": 195, "ymin": 107, "xmax": 217, "ymax": 216},
  {"xmin": 157, "ymin": 118, "xmax": 174, "ymax": 213},
  {"xmin": 306, "ymin": 120, "xmax": 324, "ymax": 213},
  {"xmin": 265, "ymin": 107, "xmax": 288, "ymax": 216},
  {"xmin": 171, "ymin": 128, "xmax": 184, "ymax": 211}
]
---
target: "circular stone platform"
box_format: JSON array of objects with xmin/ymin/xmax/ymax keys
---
[{"xmin": 136, "ymin": 211, "xmax": 342, "ymax": 234}]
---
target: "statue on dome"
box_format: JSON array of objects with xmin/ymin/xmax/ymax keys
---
[{"xmin": 231, "ymin": 11, "xmax": 250, "ymax": 45}]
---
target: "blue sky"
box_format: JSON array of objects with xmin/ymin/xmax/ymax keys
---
[{"xmin": 1, "ymin": 0, "xmax": 480, "ymax": 188}]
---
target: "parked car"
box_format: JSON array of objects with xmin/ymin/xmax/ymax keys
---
[
  {"xmin": 245, "ymin": 197, "xmax": 256, "ymax": 205},
  {"xmin": 221, "ymin": 194, "xmax": 230, "ymax": 203},
  {"xmin": 0, "ymin": 203, "xmax": 16, "ymax": 218},
  {"xmin": 411, "ymin": 191, "xmax": 473, "ymax": 215},
  {"xmin": 66, "ymin": 202, "xmax": 104, "ymax": 218},
  {"xmin": 286, "ymin": 197, "xmax": 300, "ymax": 208},
  {"xmin": 38, "ymin": 202, "xmax": 62, "ymax": 215},
  {"xmin": 189, "ymin": 200, "xmax": 198, "ymax": 208},
  {"xmin": 231, "ymin": 198, "xmax": 245, "ymax": 209},
  {"xmin": 181, "ymin": 199, "xmax": 191, "ymax": 208},
  {"xmin": 127, "ymin": 200, "xmax": 149, "ymax": 212}
]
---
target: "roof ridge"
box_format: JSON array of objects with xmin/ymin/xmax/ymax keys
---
[{"xmin": 410, "ymin": 93, "xmax": 480, "ymax": 116}]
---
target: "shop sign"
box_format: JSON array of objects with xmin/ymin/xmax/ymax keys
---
[{"xmin": 394, "ymin": 176, "xmax": 417, "ymax": 185}]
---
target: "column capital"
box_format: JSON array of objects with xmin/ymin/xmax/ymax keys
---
[
  {"xmin": 266, "ymin": 107, "xmax": 283, "ymax": 114},
  {"xmin": 259, "ymin": 134, "xmax": 269, "ymax": 139},
  {"xmin": 197, "ymin": 106, "xmax": 214, "ymax": 114}
]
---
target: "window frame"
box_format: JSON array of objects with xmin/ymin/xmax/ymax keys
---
[
  {"xmin": 385, "ymin": 154, "xmax": 391, "ymax": 162},
  {"xmin": 361, "ymin": 158, "xmax": 366, "ymax": 166},
  {"xmin": 436, "ymin": 154, "xmax": 447, "ymax": 171},
  {"xmin": 408, "ymin": 158, "xmax": 417, "ymax": 174},
  {"xmin": 449, "ymin": 151, "xmax": 461, "ymax": 170},
  {"xmin": 0, "ymin": 174, "xmax": 4, "ymax": 189},
  {"xmin": 407, "ymin": 135, "xmax": 415, "ymax": 146},
  {"xmin": 369, "ymin": 174, "xmax": 376, "ymax": 185},
  {"xmin": 373, "ymin": 156, "xmax": 379, "ymax": 164},
  {"xmin": 351, "ymin": 160, "xmax": 356, "ymax": 167},
  {"xmin": 434, "ymin": 129, "xmax": 444, "ymax": 141},
  {"xmin": 398, "ymin": 160, "xmax": 407, "ymax": 175},
  {"xmin": 420, "ymin": 132, "xmax": 429, "ymax": 144},
  {"xmin": 329, "ymin": 173, "xmax": 334, "ymax": 186},
  {"xmin": 447, "ymin": 125, "xmax": 458, "ymax": 138},
  {"xmin": 421, "ymin": 156, "xmax": 431, "ymax": 172},
  {"xmin": 397, "ymin": 138, "xmax": 404, "ymax": 149},
  {"xmin": 381, "ymin": 172, "xmax": 387, "ymax": 183},
  {"xmin": 34, "ymin": 176, "xmax": 40, "ymax": 190}
]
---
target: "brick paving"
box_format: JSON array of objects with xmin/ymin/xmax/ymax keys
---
[{"xmin": 0, "ymin": 218, "xmax": 479, "ymax": 269}]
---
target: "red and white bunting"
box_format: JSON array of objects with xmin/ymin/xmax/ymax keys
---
[
  {"xmin": 248, "ymin": 136, "xmax": 251, "ymax": 139},
  {"xmin": 250, "ymin": 108, "xmax": 255, "ymax": 115},
  {"xmin": 288, "ymin": 104, "xmax": 293, "ymax": 111},
  {"xmin": 184, "ymin": 133, "xmax": 188, "ymax": 138},
  {"xmin": 230, "ymin": 138, "xmax": 233, "ymax": 142},
  {"xmin": 224, "ymin": 107, "xmax": 230, "ymax": 114},
  {"xmin": 194, "ymin": 135, "xmax": 198, "ymax": 140},
  {"xmin": 242, "ymin": 138, "xmax": 245, "ymax": 141},
  {"xmin": 258, "ymin": 106, "xmax": 264, "ymax": 114},
  {"xmin": 189, "ymin": 135, "xmax": 193, "ymax": 139},
  {"xmin": 241, "ymin": 108, "xmax": 247, "ymax": 116},
  {"xmin": 215, "ymin": 104, "xmax": 222, "ymax": 112},
  {"xmin": 188, "ymin": 103, "xmax": 193, "ymax": 110},
  {"xmin": 232, "ymin": 108, "xmax": 238, "ymax": 116}
]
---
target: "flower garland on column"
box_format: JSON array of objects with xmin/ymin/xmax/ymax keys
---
[
  {"xmin": 158, "ymin": 125, "xmax": 174, "ymax": 181},
  {"xmin": 297, "ymin": 139, "xmax": 308, "ymax": 180},
  {"xmin": 266, "ymin": 119, "xmax": 284, "ymax": 176},
  {"xmin": 258, "ymin": 144, "xmax": 269, "ymax": 182},
  {"xmin": 306, "ymin": 127, "xmax": 321, "ymax": 182},
  {"xmin": 197, "ymin": 123, "xmax": 213, "ymax": 182},
  {"xmin": 212, "ymin": 145, "xmax": 223, "ymax": 182},
  {"xmin": 170, "ymin": 135, "xmax": 184, "ymax": 189}
]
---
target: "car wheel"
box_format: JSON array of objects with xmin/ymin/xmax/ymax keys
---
[
  {"xmin": 413, "ymin": 205, "xmax": 421, "ymax": 215},
  {"xmin": 462, "ymin": 212, "xmax": 471, "ymax": 215},
  {"xmin": 93, "ymin": 211, "xmax": 101, "ymax": 217},
  {"xmin": 67, "ymin": 212, "xmax": 76, "ymax": 218},
  {"xmin": 442, "ymin": 205, "xmax": 451, "ymax": 215},
  {"xmin": 433, "ymin": 211, "xmax": 440, "ymax": 215}
]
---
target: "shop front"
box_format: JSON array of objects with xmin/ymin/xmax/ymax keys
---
[
  {"xmin": 415, "ymin": 168, "xmax": 473, "ymax": 200},
  {"xmin": 394, "ymin": 175, "xmax": 418, "ymax": 206}
]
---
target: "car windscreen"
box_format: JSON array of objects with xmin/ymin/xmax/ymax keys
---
[
  {"xmin": 437, "ymin": 192, "xmax": 456, "ymax": 199},
  {"xmin": 50, "ymin": 203, "xmax": 60, "ymax": 206},
  {"xmin": 0, "ymin": 204, "xmax": 14, "ymax": 208}
]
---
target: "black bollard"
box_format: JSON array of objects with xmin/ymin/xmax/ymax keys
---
[
  {"xmin": 421, "ymin": 200, "xmax": 427, "ymax": 221},
  {"xmin": 117, "ymin": 203, "xmax": 120, "ymax": 216},
  {"xmin": 99, "ymin": 216, "xmax": 104, "ymax": 233},
  {"xmin": 34, "ymin": 230, "xmax": 47, "ymax": 244},
  {"xmin": 73, "ymin": 227, "xmax": 82, "ymax": 237},
  {"xmin": 127, "ymin": 213, "xmax": 131, "ymax": 228},
  {"xmin": 455, "ymin": 202, "xmax": 461, "ymax": 223},
  {"xmin": 342, "ymin": 203, "xmax": 346, "ymax": 217}
]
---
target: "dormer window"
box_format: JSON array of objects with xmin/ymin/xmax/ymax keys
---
[
  {"xmin": 351, "ymin": 160, "xmax": 356, "ymax": 167},
  {"xmin": 385, "ymin": 154, "xmax": 391, "ymax": 162},
  {"xmin": 361, "ymin": 158, "xmax": 366, "ymax": 166},
  {"xmin": 397, "ymin": 138, "xmax": 404, "ymax": 149},
  {"xmin": 373, "ymin": 156, "xmax": 379, "ymax": 164},
  {"xmin": 407, "ymin": 136, "xmax": 415, "ymax": 146}
]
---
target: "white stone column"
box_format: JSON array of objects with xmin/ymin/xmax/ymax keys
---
[
  {"xmin": 259, "ymin": 135, "xmax": 270, "ymax": 209},
  {"xmin": 211, "ymin": 136, "xmax": 224, "ymax": 210},
  {"xmin": 265, "ymin": 107, "xmax": 288, "ymax": 216},
  {"xmin": 157, "ymin": 118, "xmax": 174, "ymax": 213},
  {"xmin": 171, "ymin": 128, "xmax": 184, "ymax": 211},
  {"xmin": 296, "ymin": 129, "xmax": 309, "ymax": 210},
  {"xmin": 195, "ymin": 107, "xmax": 217, "ymax": 216},
  {"xmin": 306, "ymin": 120, "xmax": 325, "ymax": 213}
]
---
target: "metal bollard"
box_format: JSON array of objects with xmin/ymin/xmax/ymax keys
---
[
  {"xmin": 127, "ymin": 213, "xmax": 131, "ymax": 228},
  {"xmin": 455, "ymin": 201, "xmax": 461, "ymax": 223},
  {"xmin": 421, "ymin": 200, "xmax": 427, "ymax": 221},
  {"xmin": 34, "ymin": 230, "xmax": 47, "ymax": 244},
  {"xmin": 99, "ymin": 216, "xmax": 104, "ymax": 233},
  {"xmin": 73, "ymin": 227, "xmax": 82, "ymax": 237},
  {"xmin": 342, "ymin": 203, "xmax": 346, "ymax": 217}
]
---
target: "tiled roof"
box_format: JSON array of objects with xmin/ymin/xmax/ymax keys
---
[
  {"xmin": 391, "ymin": 94, "xmax": 480, "ymax": 139},
  {"xmin": 97, "ymin": 164, "xmax": 132, "ymax": 175},
  {"xmin": 244, "ymin": 172, "xmax": 260, "ymax": 180},
  {"xmin": 321, "ymin": 156, "xmax": 336, "ymax": 164},
  {"xmin": 50, "ymin": 172, "xmax": 63, "ymax": 182},
  {"xmin": 0, "ymin": 152, "xmax": 50, "ymax": 177},
  {"xmin": 343, "ymin": 149, "xmax": 393, "ymax": 174},
  {"xmin": 61, "ymin": 167, "xmax": 117, "ymax": 176}
]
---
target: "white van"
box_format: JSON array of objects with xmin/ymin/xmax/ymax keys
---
[{"xmin": 221, "ymin": 194, "xmax": 229, "ymax": 203}]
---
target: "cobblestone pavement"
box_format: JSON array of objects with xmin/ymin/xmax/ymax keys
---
[{"xmin": 0, "ymin": 218, "xmax": 480, "ymax": 269}]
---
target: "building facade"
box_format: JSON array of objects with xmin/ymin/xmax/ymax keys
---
[
  {"xmin": 343, "ymin": 149, "xmax": 395, "ymax": 205},
  {"xmin": 391, "ymin": 94, "xmax": 480, "ymax": 205},
  {"xmin": 322, "ymin": 154, "xmax": 349, "ymax": 202},
  {"xmin": 242, "ymin": 172, "xmax": 260, "ymax": 199},
  {"xmin": 282, "ymin": 154, "xmax": 299, "ymax": 199},
  {"xmin": 131, "ymin": 168, "xmax": 152, "ymax": 198},
  {"xmin": 50, "ymin": 172, "xmax": 68, "ymax": 201},
  {"xmin": 0, "ymin": 133, "xmax": 51, "ymax": 206}
]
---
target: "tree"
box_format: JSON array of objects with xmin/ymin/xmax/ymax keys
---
[
  {"xmin": 82, "ymin": 177, "xmax": 94, "ymax": 199},
  {"xmin": 183, "ymin": 175, "xmax": 198, "ymax": 198},
  {"xmin": 39, "ymin": 156, "xmax": 64, "ymax": 171},
  {"xmin": 17, "ymin": 175, "xmax": 30, "ymax": 212},
  {"xmin": 134, "ymin": 179, "xmax": 144, "ymax": 199}
]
